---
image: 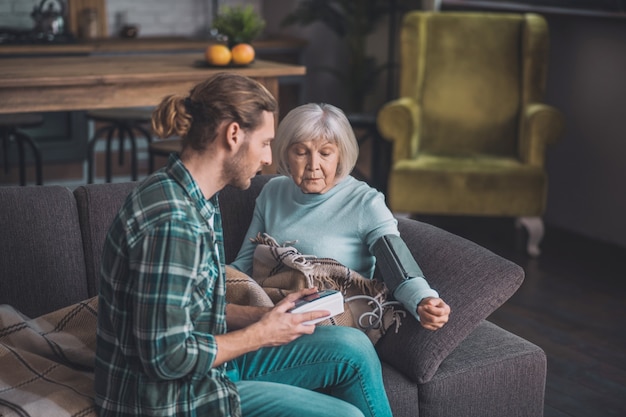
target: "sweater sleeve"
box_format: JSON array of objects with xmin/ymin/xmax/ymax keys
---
[
  {"xmin": 358, "ymin": 187, "xmax": 438, "ymax": 320},
  {"xmin": 361, "ymin": 189, "xmax": 400, "ymax": 251},
  {"xmin": 393, "ymin": 278, "xmax": 439, "ymax": 321}
]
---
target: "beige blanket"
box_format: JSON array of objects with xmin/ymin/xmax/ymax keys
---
[
  {"xmin": 0, "ymin": 272, "xmax": 270, "ymax": 417},
  {"xmin": 249, "ymin": 233, "xmax": 405, "ymax": 345},
  {"xmin": 0, "ymin": 259, "xmax": 391, "ymax": 416},
  {"xmin": 0, "ymin": 297, "xmax": 98, "ymax": 417}
]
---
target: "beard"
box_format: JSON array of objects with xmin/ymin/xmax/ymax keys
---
[{"xmin": 222, "ymin": 141, "xmax": 255, "ymax": 190}]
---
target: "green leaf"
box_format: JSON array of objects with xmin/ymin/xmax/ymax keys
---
[{"xmin": 213, "ymin": 5, "xmax": 266, "ymax": 45}]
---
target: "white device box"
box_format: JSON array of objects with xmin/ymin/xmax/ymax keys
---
[{"xmin": 289, "ymin": 289, "xmax": 344, "ymax": 325}]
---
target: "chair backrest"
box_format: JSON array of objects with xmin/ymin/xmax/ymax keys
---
[{"xmin": 399, "ymin": 12, "xmax": 549, "ymax": 157}]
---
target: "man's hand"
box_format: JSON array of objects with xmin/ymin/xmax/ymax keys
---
[
  {"xmin": 214, "ymin": 288, "xmax": 330, "ymax": 367},
  {"xmin": 253, "ymin": 288, "xmax": 331, "ymax": 347},
  {"xmin": 417, "ymin": 297, "xmax": 451, "ymax": 331}
]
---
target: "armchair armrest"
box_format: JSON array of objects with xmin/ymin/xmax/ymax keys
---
[
  {"xmin": 520, "ymin": 103, "xmax": 564, "ymax": 166},
  {"xmin": 376, "ymin": 97, "xmax": 421, "ymax": 163},
  {"xmin": 376, "ymin": 217, "xmax": 524, "ymax": 384}
]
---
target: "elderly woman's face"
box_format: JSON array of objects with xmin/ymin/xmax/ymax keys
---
[{"xmin": 287, "ymin": 138, "xmax": 339, "ymax": 194}]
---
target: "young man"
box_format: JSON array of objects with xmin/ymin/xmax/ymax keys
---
[{"xmin": 94, "ymin": 73, "xmax": 393, "ymax": 417}]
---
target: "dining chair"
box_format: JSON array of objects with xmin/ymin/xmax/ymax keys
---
[
  {"xmin": 0, "ymin": 113, "xmax": 44, "ymax": 185},
  {"xmin": 86, "ymin": 108, "xmax": 153, "ymax": 183}
]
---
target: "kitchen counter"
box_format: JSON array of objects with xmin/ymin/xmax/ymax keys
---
[
  {"xmin": 0, "ymin": 53, "xmax": 305, "ymax": 114},
  {"xmin": 0, "ymin": 35, "xmax": 307, "ymax": 57}
]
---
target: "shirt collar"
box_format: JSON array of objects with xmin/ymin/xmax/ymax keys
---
[{"xmin": 165, "ymin": 153, "xmax": 219, "ymax": 220}]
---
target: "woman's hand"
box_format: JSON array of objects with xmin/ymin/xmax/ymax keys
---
[{"xmin": 417, "ymin": 297, "xmax": 451, "ymax": 331}]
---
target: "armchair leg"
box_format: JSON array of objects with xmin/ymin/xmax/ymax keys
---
[{"xmin": 516, "ymin": 216, "xmax": 544, "ymax": 257}]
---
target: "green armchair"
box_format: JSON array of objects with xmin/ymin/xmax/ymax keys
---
[{"xmin": 377, "ymin": 11, "xmax": 563, "ymax": 256}]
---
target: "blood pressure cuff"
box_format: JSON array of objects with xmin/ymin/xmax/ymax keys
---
[{"xmin": 372, "ymin": 234, "xmax": 425, "ymax": 293}]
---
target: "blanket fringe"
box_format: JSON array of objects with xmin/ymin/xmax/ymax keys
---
[{"xmin": 252, "ymin": 233, "xmax": 404, "ymax": 337}]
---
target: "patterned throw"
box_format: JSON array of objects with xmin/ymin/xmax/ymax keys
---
[
  {"xmin": 247, "ymin": 233, "xmax": 405, "ymax": 345},
  {"xmin": 225, "ymin": 265, "xmax": 274, "ymax": 308},
  {"xmin": 0, "ymin": 236, "xmax": 405, "ymax": 416},
  {"xmin": 0, "ymin": 297, "xmax": 98, "ymax": 417}
]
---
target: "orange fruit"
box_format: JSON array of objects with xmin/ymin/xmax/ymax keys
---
[
  {"xmin": 205, "ymin": 44, "xmax": 232, "ymax": 66},
  {"xmin": 231, "ymin": 43, "xmax": 255, "ymax": 65}
]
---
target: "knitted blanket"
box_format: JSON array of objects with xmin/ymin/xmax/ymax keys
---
[
  {"xmin": 0, "ymin": 248, "xmax": 400, "ymax": 416},
  {"xmin": 250, "ymin": 233, "xmax": 405, "ymax": 344},
  {"xmin": 0, "ymin": 297, "xmax": 98, "ymax": 417},
  {"xmin": 225, "ymin": 265, "xmax": 274, "ymax": 307}
]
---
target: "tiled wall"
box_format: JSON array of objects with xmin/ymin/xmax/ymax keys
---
[{"xmin": 0, "ymin": 0, "xmax": 260, "ymax": 37}]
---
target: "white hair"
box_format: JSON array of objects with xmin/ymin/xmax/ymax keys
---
[{"xmin": 273, "ymin": 103, "xmax": 359, "ymax": 180}]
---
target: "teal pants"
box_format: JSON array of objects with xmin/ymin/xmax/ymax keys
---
[{"xmin": 229, "ymin": 326, "xmax": 393, "ymax": 417}]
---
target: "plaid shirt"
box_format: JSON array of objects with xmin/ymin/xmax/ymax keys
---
[{"xmin": 95, "ymin": 154, "xmax": 240, "ymax": 417}]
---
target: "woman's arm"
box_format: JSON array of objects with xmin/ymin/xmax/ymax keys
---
[{"xmin": 373, "ymin": 234, "xmax": 450, "ymax": 329}]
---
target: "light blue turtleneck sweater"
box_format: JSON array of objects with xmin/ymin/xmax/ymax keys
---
[{"xmin": 230, "ymin": 175, "xmax": 438, "ymax": 319}]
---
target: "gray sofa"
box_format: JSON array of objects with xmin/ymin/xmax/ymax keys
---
[{"xmin": 0, "ymin": 175, "xmax": 546, "ymax": 417}]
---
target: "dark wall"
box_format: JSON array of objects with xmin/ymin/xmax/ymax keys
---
[
  {"xmin": 264, "ymin": 1, "xmax": 626, "ymax": 249},
  {"xmin": 541, "ymin": 13, "xmax": 626, "ymax": 248}
]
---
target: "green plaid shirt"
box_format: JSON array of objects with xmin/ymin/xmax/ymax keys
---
[{"xmin": 95, "ymin": 154, "xmax": 240, "ymax": 417}]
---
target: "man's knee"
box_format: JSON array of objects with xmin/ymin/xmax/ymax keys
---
[
  {"xmin": 315, "ymin": 326, "xmax": 380, "ymax": 362},
  {"xmin": 238, "ymin": 380, "xmax": 365, "ymax": 417}
]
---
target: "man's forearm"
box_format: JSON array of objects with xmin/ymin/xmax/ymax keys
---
[
  {"xmin": 213, "ymin": 304, "xmax": 272, "ymax": 368},
  {"xmin": 226, "ymin": 303, "xmax": 271, "ymax": 330}
]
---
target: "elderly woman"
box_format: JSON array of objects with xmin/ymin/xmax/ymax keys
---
[{"xmin": 231, "ymin": 103, "xmax": 450, "ymax": 330}]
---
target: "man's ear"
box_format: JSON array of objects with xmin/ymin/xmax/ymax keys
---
[{"xmin": 225, "ymin": 121, "xmax": 243, "ymax": 151}]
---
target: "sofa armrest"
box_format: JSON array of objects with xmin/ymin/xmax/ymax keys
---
[
  {"xmin": 376, "ymin": 97, "xmax": 421, "ymax": 163},
  {"xmin": 417, "ymin": 320, "xmax": 547, "ymax": 417},
  {"xmin": 520, "ymin": 103, "xmax": 564, "ymax": 167},
  {"xmin": 376, "ymin": 217, "xmax": 524, "ymax": 383}
]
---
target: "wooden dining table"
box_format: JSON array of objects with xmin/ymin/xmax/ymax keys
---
[{"xmin": 0, "ymin": 53, "xmax": 306, "ymax": 114}]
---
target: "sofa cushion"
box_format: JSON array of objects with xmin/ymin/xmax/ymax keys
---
[
  {"xmin": 74, "ymin": 182, "xmax": 138, "ymax": 297},
  {"xmin": 0, "ymin": 186, "xmax": 89, "ymax": 317},
  {"xmin": 376, "ymin": 218, "xmax": 524, "ymax": 383}
]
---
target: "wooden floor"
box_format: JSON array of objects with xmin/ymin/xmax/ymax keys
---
[{"xmin": 415, "ymin": 215, "xmax": 626, "ymax": 417}]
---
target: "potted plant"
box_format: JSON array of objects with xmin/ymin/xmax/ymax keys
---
[
  {"xmin": 212, "ymin": 5, "xmax": 266, "ymax": 48},
  {"xmin": 281, "ymin": 0, "xmax": 392, "ymax": 113}
]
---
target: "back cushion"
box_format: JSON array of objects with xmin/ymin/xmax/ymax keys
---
[
  {"xmin": 220, "ymin": 174, "xmax": 274, "ymax": 263},
  {"xmin": 72, "ymin": 175, "xmax": 272, "ymax": 296},
  {"xmin": 403, "ymin": 12, "xmax": 523, "ymax": 156},
  {"xmin": 74, "ymin": 182, "xmax": 138, "ymax": 297},
  {"xmin": 0, "ymin": 186, "xmax": 88, "ymax": 317}
]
